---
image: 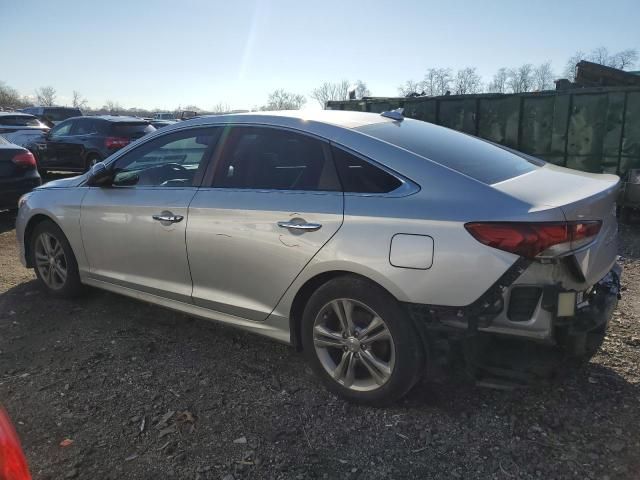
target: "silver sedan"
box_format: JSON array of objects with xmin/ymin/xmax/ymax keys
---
[{"xmin": 16, "ymin": 110, "xmax": 621, "ymax": 404}]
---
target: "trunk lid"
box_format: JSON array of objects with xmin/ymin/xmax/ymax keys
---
[{"xmin": 493, "ymin": 164, "xmax": 620, "ymax": 285}]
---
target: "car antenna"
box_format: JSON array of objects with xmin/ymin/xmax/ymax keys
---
[{"xmin": 380, "ymin": 108, "xmax": 404, "ymax": 121}]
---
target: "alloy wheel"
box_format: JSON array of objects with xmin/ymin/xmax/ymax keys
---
[
  {"xmin": 34, "ymin": 232, "xmax": 68, "ymax": 290},
  {"xmin": 313, "ymin": 298, "xmax": 396, "ymax": 391}
]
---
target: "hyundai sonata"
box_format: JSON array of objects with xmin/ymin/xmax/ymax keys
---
[{"xmin": 16, "ymin": 110, "xmax": 621, "ymax": 405}]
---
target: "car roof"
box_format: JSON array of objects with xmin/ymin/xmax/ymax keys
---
[
  {"xmin": 74, "ymin": 115, "xmax": 149, "ymax": 123},
  {"xmin": 0, "ymin": 111, "xmax": 37, "ymax": 118},
  {"xmin": 189, "ymin": 110, "xmax": 393, "ymax": 129}
]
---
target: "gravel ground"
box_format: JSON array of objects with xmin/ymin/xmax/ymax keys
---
[{"xmin": 0, "ymin": 207, "xmax": 639, "ymax": 480}]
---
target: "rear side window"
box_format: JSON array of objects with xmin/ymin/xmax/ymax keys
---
[
  {"xmin": 213, "ymin": 127, "xmax": 341, "ymax": 191},
  {"xmin": 110, "ymin": 122, "xmax": 155, "ymax": 138},
  {"xmin": 356, "ymin": 119, "xmax": 540, "ymax": 184},
  {"xmin": 331, "ymin": 146, "xmax": 402, "ymax": 193},
  {"xmin": 0, "ymin": 115, "xmax": 42, "ymax": 127}
]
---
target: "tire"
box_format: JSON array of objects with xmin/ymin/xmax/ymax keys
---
[
  {"xmin": 30, "ymin": 220, "xmax": 85, "ymax": 298},
  {"xmin": 301, "ymin": 275, "xmax": 424, "ymax": 406},
  {"xmin": 619, "ymin": 206, "xmax": 632, "ymax": 224},
  {"xmin": 85, "ymin": 154, "xmax": 102, "ymax": 171}
]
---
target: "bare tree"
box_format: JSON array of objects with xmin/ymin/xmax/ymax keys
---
[
  {"xmin": 35, "ymin": 86, "xmax": 56, "ymax": 106},
  {"xmin": 563, "ymin": 51, "xmax": 586, "ymax": 81},
  {"xmin": 506, "ymin": 64, "xmax": 534, "ymax": 93},
  {"xmin": 423, "ymin": 68, "xmax": 452, "ymax": 96},
  {"xmin": 488, "ymin": 68, "xmax": 509, "ymax": 93},
  {"xmin": 612, "ymin": 48, "xmax": 638, "ymax": 69},
  {"xmin": 353, "ymin": 80, "xmax": 371, "ymax": 99},
  {"xmin": 72, "ymin": 90, "xmax": 88, "ymax": 109},
  {"xmin": 563, "ymin": 47, "xmax": 638, "ymax": 80},
  {"xmin": 0, "ymin": 81, "xmax": 29, "ymax": 109},
  {"xmin": 311, "ymin": 80, "xmax": 350, "ymax": 107},
  {"xmin": 532, "ymin": 61, "xmax": 555, "ymax": 91},
  {"xmin": 103, "ymin": 100, "xmax": 122, "ymax": 114},
  {"xmin": 211, "ymin": 102, "xmax": 231, "ymax": 114},
  {"xmin": 261, "ymin": 89, "xmax": 306, "ymax": 110},
  {"xmin": 453, "ymin": 67, "xmax": 482, "ymax": 95},
  {"xmin": 397, "ymin": 80, "xmax": 423, "ymax": 96},
  {"xmin": 589, "ymin": 46, "xmax": 611, "ymax": 66}
]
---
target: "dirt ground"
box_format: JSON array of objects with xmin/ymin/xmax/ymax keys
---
[{"xmin": 0, "ymin": 207, "xmax": 639, "ymax": 480}]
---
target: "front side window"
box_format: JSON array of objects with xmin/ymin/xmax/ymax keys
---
[
  {"xmin": 50, "ymin": 120, "xmax": 72, "ymax": 138},
  {"xmin": 213, "ymin": 127, "xmax": 340, "ymax": 191},
  {"xmin": 111, "ymin": 127, "xmax": 218, "ymax": 187}
]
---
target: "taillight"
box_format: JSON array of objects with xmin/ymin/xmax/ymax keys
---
[
  {"xmin": 465, "ymin": 221, "xmax": 602, "ymax": 259},
  {"xmin": 11, "ymin": 151, "xmax": 37, "ymax": 169},
  {"xmin": 104, "ymin": 137, "xmax": 129, "ymax": 149},
  {"xmin": 0, "ymin": 408, "xmax": 31, "ymax": 480}
]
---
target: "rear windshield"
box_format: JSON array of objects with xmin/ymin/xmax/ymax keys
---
[
  {"xmin": 44, "ymin": 108, "xmax": 82, "ymax": 121},
  {"xmin": 0, "ymin": 115, "xmax": 42, "ymax": 127},
  {"xmin": 356, "ymin": 119, "xmax": 542, "ymax": 184},
  {"xmin": 110, "ymin": 123, "xmax": 155, "ymax": 137}
]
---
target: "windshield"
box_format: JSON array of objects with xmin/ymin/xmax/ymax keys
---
[{"xmin": 356, "ymin": 119, "xmax": 542, "ymax": 184}]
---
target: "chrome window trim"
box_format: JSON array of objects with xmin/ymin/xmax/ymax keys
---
[{"xmin": 95, "ymin": 121, "xmax": 419, "ymax": 198}]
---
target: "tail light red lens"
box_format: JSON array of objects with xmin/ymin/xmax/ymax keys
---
[
  {"xmin": 0, "ymin": 408, "xmax": 31, "ymax": 480},
  {"xmin": 11, "ymin": 151, "xmax": 37, "ymax": 170},
  {"xmin": 104, "ymin": 137, "xmax": 130, "ymax": 149},
  {"xmin": 465, "ymin": 221, "xmax": 602, "ymax": 259}
]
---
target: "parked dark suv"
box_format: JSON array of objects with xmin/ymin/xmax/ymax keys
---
[
  {"xmin": 20, "ymin": 106, "xmax": 83, "ymax": 127},
  {"xmin": 33, "ymin": 116, "xmax": 156, "ymax": 173}
]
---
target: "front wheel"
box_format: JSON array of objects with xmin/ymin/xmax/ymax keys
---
[
  {"xmin": 301, "ymin": 275, "xmax": 424, "ymax": 406},
  {"xmin": 31, "ymin": 220, "xmax": 85, "ymax": 298}
]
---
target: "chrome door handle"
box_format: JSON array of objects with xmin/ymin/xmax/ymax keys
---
[
  {"xmin": 152, "ymin": 214, "xmax": 184, "ymax": 223},
  {"xmin": 277, "ymin": 221, "xmax": 322, "ymax": 232}
]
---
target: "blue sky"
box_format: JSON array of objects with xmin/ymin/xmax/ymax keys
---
[{"xmin": 1, "ymin": 0, "xmax": 638, "ymax": 110}]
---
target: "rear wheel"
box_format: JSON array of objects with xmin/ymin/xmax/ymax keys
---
[
  {"xmin": 31, "ymin": 220, "xmax": 85, "ymax": 298},
  {"xmin": 301, "ymin": 275, "xmax": 424, "ymax": 406}
]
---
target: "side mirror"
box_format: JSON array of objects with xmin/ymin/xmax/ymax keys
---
[{"xmin": 87, "ymin": 162, "xmax": 112, "ymax": 186}]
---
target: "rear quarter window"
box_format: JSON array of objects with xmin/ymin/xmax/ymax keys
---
[{"xmin": 356, "ymin": 119, "xmax": 541, "ymax": 184}]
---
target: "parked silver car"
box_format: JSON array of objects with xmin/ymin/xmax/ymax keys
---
[{"xmin": 16, "ymin": 110, "xmax": 621, "ymax": 404}]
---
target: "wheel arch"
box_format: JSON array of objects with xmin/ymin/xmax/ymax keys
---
[
  {"xmin": 288, "ymin": 270, "xmax": 402, "ymax": 351},
  {"xmin": 23, "ymin": 214, "xmax": 62, "ymax": 268}
]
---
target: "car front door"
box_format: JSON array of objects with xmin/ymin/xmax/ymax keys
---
[
  {"xmin": 80, "ymin": 126, "xmax": 220, "ymax": 302},
  {"xmin": 187, "ymin": 126, "xmax": 344, "ymax": 321},
  {"xmin": 38, "ymin": 119, "xmax": 74, "ymax": 168}
]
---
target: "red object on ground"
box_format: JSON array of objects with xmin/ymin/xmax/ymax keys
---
[{"xmin": 0, "ymin": 407, "xmax": 31, "ymax": 480}]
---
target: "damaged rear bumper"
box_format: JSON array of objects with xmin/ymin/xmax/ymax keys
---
[{"xmin": 405, "ymin": 262, "xmax": 623, "ymax": 346}]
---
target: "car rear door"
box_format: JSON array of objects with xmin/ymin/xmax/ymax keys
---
[
  {"xmin": 80, "ymin": 126, "xmax": 220, "ymax": 302},
  {"xmin": 186, "ymin": 125, "xmax": 344, "ymax": 321}
]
